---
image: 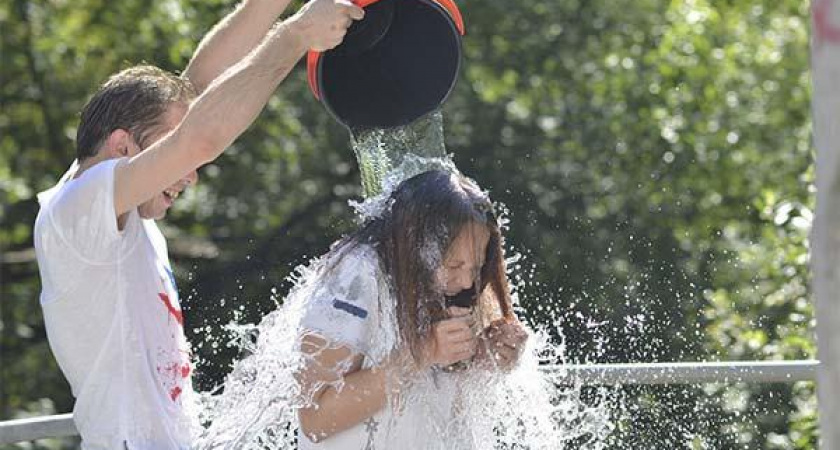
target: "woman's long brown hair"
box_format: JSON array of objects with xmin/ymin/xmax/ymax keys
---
[{"xmin": 329, "ymin": 170, "xmax": 514, "ymax": 364}]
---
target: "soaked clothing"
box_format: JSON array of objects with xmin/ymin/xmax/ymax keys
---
[
  {"xmin": 198, "ymin": 244, "xmax": 503, "ymax": 450},
  {"xmin": 199, "ymin": 241, "xmax": 602, "ymax": 449},
  {"xmin": 34, "ymin": 159, "xmax": 199, "ymax": 449},
  {"xmin": 298, "ymin": 244, "xmax": 473, "ymax": 450}
]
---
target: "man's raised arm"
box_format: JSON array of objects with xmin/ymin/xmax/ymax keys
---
[
  {"xmin": 184, "ymin": 0, "xmax": 364, "ymax": 94},
  {"xmin": 113, "ymin": 0, "xmax": 363, "ymax": 217},
  {"xmin": 184, "ymin": 0, "xmax": 290, "ymax": 93}
]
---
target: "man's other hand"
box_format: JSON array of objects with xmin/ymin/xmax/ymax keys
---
[{"xmin": 292, "ymin": 0, "xmax": 365, "ymax": 52}]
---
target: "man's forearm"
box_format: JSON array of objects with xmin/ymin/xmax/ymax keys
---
[
  {"xmin": 180, "ymin": 17, "xmax": 307, "ymax": 162},
  {"xmin": 184, "ymin": 0, "xmax": 293, "ymax": 93}
]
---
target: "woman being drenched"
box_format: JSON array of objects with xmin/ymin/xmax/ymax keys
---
[{"xmin": 296, "ymin": 169, "xmax": 528, "ymax": 450}]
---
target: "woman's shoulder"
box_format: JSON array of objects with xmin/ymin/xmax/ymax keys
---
[
  {"xmin": 310, "ymin": 243, "xmax": 385, "ymax": 299},
  {"xmin": 331, "ymin": 242, "xmax": 382, "ymax": 275}
]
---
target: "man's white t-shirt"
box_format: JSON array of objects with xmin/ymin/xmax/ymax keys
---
[
  {"xmin": 34, "ymin": 158, "xmax": 199, "ymax": 449},
  {"xmin": 298, "ymin": 244, "xmax": 468, "ymax": 450}
]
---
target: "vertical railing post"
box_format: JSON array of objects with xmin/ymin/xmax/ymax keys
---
[
  {"xmin": 0, "ymin": 246, "xmax": 6, "ymax": 419},
  {"xmin": 812, "ymin": 0, "xmax": 840, "ymax": 448}
]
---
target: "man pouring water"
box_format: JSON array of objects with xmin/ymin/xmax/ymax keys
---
[{"xmin": 32, "ymin": 0, "xmax": 364, "ymax": 448}]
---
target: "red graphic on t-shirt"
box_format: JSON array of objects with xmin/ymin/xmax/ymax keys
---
[
  {"xmin": 170, "ymin": 386, "xmax": 183, "ymax": 401},
  {"xmin": 158, "ymin": 359, "xmax": 192, "ymax": 402},
  {"xmin": 158, "ymin": 292, "xmax": 184, "ymax": 326},
  {"xmin": 815, "ymin": 0, "xmax": 840, "ymax": 47}
]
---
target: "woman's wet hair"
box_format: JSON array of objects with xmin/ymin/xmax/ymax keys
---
[{"xmin": 329, "ymin": 170, "xmax": 514, "ymax": 364}]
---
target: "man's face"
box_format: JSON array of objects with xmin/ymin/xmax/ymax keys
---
[{"xmin": 133, "ymin": 102, "xmax": 197, "ymax": 220}]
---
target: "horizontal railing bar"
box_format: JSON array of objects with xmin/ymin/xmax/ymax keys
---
[
  {"xmin": 0, "ymin": 413, "xmax": 76, "ymax": 445},
  {"xmin": 548, "ymin": 360, "xmax": 819, "ymax": 385},
  {"xmin": 0, "ymin": 360, "xmax": 819, "ymax": 444}
]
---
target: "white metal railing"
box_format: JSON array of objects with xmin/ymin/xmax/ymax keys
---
[
  {"xmin": 0, "ymin": 360, "xmax": 819, "ymax": 445},
  {"xmin": 551, "ymin": 360, "xmax": 819, "ymax": 384},
  {"xmin": 0, "ymin": 413, "xmax": 76, "ymax": 445}
]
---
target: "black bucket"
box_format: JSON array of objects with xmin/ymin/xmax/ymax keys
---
[{"xmin": 307, "ymin": 0, "xmax": 465, "ymax": 132}]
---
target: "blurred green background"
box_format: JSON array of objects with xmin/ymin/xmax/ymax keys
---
[{"xmin": 0, "ymin": 0, "xmax": 817, "ymax": 448}]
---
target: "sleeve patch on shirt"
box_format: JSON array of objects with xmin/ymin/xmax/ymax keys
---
[{"xmin": 332, "ymin": 298, "xmax": 368, "ymax": 319}]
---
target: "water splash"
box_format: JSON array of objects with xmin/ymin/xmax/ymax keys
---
[
  {"xmin": 195, "ymin": 110, "xmax": 617, "ymax": 449},
  {"xmin": 196, "ymin": 260, "xmax": 329, "ymax": 449},
  {"xmin": 196, "ymin": 247, "xmax": 616, "ymax": 449}
]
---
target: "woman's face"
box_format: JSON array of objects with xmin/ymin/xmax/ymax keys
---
[{"xmin": 441, "ymin": 221, "xmax": 490, "ymax": 296}]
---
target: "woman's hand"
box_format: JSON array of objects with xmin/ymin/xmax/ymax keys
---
[
  {"xmin": 420, "ymin": 306, "xmax": 477, "ymax": 370},
  {"xmin": 477, "ymin": 319, "xmax": 528, "ymax": 371}
]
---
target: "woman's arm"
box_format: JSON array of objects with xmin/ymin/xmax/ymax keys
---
[
  {"xmin": 295, "ymin": 334, "xmax": 393, "ymax": 443},
  {"xmin": 297, "ymin": 313, "xmax": 477, "ymax": 442}
]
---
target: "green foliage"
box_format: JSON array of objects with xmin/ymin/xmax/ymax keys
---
[{"xmin": 0, "ymin": 0, "xmax": 815, "ymax": 448}]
